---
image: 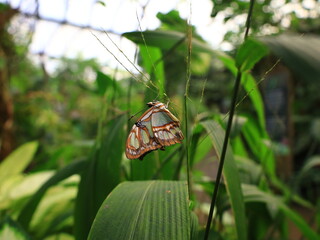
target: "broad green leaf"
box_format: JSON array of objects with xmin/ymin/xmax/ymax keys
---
[
  {"xmin": 30, "ymin": 184, "xmax": 77, "ymax": 238},
  {"xmin": 219, "ymin": 55, "xmax": 266, "ymax": 130},
  {"xmin": 232, "ymin": 136, "xmax": 248, "ymax": 157},
  {"xmin": 44, "ymin": 233, "xmax": 73, "ymax": 240},
  {"xmin": 96, "ymin": 71, "xmax": 113, "ymax": 95},
  {"xmin": 242, "ymin": 184, "xmax": 319, "ymax": 240},
  {"xmin": 88, "ymin": 181, "xmax": 193, "ymax": 240},
  {"xmin": 0, "ymin": 171, "xmax": 53, "ymax": 210},
  {"xmin": 0, "ymin": 217, "xmax": 30, "ymax": 240},
  {"xmin": 130, "ymin": 154, "xmax": 158, "ymax": 180},
  {"xmin": 201, "ymin": 120, "xmax": 247, "ymax": 240},
  {"xmin": 123, "ymin": 30, "xmax": 226, "ymax": 57},
  {"xmin": 241, "ymin": 115, "xmax": 275, "ymax": 177},
  {"xmin": 235, "ymin": 156, "xmax": 262, "ymax": 184},
  {"xmin": 260, "ymin": 34, "xmax": 320, "ymax": 82},
  {"xmin": 190, "ymin": 124, "xmax": 212, "ymax": 166},
  {"xmin": 74, "ymin": 115, "xmax": 126, "ymax": 240},
  {"xmin": 0, "ymin": 141, "xmax": 38, "ymax": 183},
  {"xmin": 139, "ymin": 45, "xmax": 165, "ymax": 100},
  {"xmin": 17, "ymin": 160, "xmax": 87, "ymax": 229},
  {"xmin": 236, "ymin": 38, "xmax": 268, "ymax": 72},
  {"xmin": 190, "ymin": 212, "xmax": 199, "ymax": 240}
]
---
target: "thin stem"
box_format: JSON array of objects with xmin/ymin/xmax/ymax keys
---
[
  {"xmin": 184, "ymin": 4, "xmax": 193, "ymax": 200},
  {"xmin": 203, "ymin": 72, "xmax": 242, "ymax": 239},
  {"xmin": 128, "ymin": 48, "xmax": 139, "ymax": 181},
  {"xmin": 203, "ymin": 0, "xmax": 255, "ymax": 239}
]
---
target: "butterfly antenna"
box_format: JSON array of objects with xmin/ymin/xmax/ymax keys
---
[
  {"xmin": 136, "ymin": 13, "xmax": 164, "ymax": 94},
  {"xmin": 92, "ymin": 31, "xmax": 159, "ymax": 94},
  {"xmin": 128, "ymin": 108, "xmax": 146, "ymax": 121},
  {"xmin": 102, "ymin": 30, "xmax": 150, "ymax": 83},
  {"xmin": 91, "ymin": 31, "xmax": 140, "ymax": 81}
]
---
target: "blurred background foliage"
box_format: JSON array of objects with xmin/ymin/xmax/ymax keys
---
[{"xmin": 0, "ymin": 0, "xmax": 320, "ymax": 240}]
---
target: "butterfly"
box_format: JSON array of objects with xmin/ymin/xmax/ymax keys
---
[{"xmin": 125, "ymin": 101, "xmax": 184, "ymax": 160}]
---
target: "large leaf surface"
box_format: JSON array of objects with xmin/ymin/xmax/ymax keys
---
[
  {"xmin": 0, "ymin": 217, "xmax": 30, "ymax": 240},
  {"xmin": 17, "ymin": 160, "xmax": 87, "ymax": 229},
  {"xmin": 236, "ymin": 38, "xmax": 269, "ymax": 72},
  {"xmin": 260, "ymin": 34, "xmax": 320, "ymax": 81},
  {"xmin": 139, "ymin": 45, "xmax": 165, "ymax": 101},
  {"xmin": 88, "ymin": 180, "xmax": 192, "ymax": 240},
  {"xmin": 201, "ymin": 120, "xmax": 247, "ymax": 240},
  {"xmin": 0, "ymin": 141, "xmax": 38, "ymax": 183},
  {"xmin": 74, "ymin": 115, "xmax": 126, "ymax": 240},
  {"xmin": 242, "ymin": 184, "xmax": 319, "ymax": 240}
]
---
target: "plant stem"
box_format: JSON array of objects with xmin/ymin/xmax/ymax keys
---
[
  {"xmin": 184, "ymin": 11, "xmax": 193, "ymax": 200},
  {"xmin": 203, "ymin": 0, "xmax": 255, "ymax": 239},
  {"xmin": 203, "ymin": 72, "xmax": 242, "ymax": 239}
]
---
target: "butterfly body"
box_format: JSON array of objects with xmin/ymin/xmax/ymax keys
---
[{"xmin": 126, "ymin": 101, "xmax": 184, "ymax": 160}]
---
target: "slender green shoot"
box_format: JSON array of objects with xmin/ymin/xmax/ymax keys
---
[
  {"xmin": 203, "ymin": 1, "xmax": 255, "ymax": 239},
  {"xmin": 184, "ymin": 3, "xmax": 193, "ymax": 200}
]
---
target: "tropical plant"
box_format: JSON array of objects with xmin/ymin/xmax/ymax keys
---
[{"xmin": 1, "ymin": 1, "xmax": 320, "ymax": 240}]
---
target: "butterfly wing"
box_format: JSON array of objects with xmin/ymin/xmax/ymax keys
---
[
  {"xmin": 125, "ymin": 109, "xmax": 162, "ymax": 160},
  {"xmin": 151, "ymin": 108, "xmax": 184, "ymax": 146},
  {"xmin": 125, "ymin": 102, "xmax": 184, "ymax": 160}
]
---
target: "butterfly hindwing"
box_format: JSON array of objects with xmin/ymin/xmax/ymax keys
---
[{"xmin": 125, "ymin": 122, "xmax": 162, "ymax": 160}]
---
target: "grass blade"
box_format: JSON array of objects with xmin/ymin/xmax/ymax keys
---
[{"xmin": 202, "ymin": 120, "xmax": 247, "ymax": 240}]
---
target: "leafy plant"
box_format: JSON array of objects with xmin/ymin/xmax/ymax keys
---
[{"xmin": 1, "ymin": 1, "xmax": 319, "ymax": 240}]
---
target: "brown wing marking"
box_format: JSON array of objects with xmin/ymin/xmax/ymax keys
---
[{"xmin": 125, "ymin": 124, "xmax": 162, "ymax": 160}]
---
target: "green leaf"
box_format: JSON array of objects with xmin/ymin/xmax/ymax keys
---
[
  {"xmin": 201, "ymin": 120, "xmax": 247, "ymax": 240},
  {"xmin": 235, "ymin": 156, "xmax": 262, "ymax": 184},
  {"xmin": 219, "ymin": 55, "xmax": 266, "ymax": 130},
  {"xmin": 74, "ymin": 115, "xmax": 126, "ymax": 240},
  {"xmin": 189, "ymin": 124, "xmax": 212, "ymax": 166},
  {"xmin": 236, "ymin": 38, "xmax": 268, "ymax": 72},
  {"xmin": 241, "ymin": 115, "xmax": 275, "ymax": 177},
  {"xmin": 300, "ymin": 155, "xmax": 320, "ymax": 174},
  {"xmin": 123, "ymin": 30, "xmax": 226, "ymax": 57},
  {"xmin": 260, "ymin": 34, "xmax": 320, "ymax": 82},
  {"xmin": 96, "ymin": 71, "xmax": 118, "ymax": 96},
  {"xmin": 0, "ymin": 217, "xmax": 31, "ymax": 240},
  {"xmin": 190, "ymin": 212, "xmax": 199, "ymax": 240},
  {"xmin": 241, "ymin": 73, "xmax": 266, "ymax": 129},
  {"xmin": 232, "ymin": 136, "xmax": 248, "ymax": 157},
  {"xmin": 0, "ymin": 171, "xmax": 53, "ymax": 210},
  {"xmin": 88, "ymin": 180, "xmax": 193, "ymax": 240},
  {"xmin": 30, "ymin": 184, "xmax": 77, "ymax": 238},
  {"xmin": 139, "ymin": 45, "xmax": 165, "ymax": 100},
  {"xmin": 0, "ymin": 141, "xmax": 38, "ymax": 183},
  {"xmin": 17, "ymin": 160, "xmax": 87, "ymax": 229},
  {"xmin": 242, "ymin": 184, "xmax": 319, "ymax": 240}
]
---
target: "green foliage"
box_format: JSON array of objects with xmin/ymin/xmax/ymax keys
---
[
  {"xmin": 235, "ymin": 38, "xmax": 269, "ymax": 72},
  {"xmin": 1, "ymin": 2, "xmax": 320, "ymax": 240},
  {"xmin": 0, "ymin": 141, "xmax": 38, "ymax": 183},
  {"xmin": 0, "ymin": 217, "xmax": 31, "ymax": 240},
  {"xmin": 88, "ymin": 181, "xmax": 193, "ymax": 240},
  {"xmin": 201, "ymin": 120, "xmax": 247, "ymax": 240},
  {"xmin": 74, "ymin": 115, "xmax": 126, "ymax": 240},
  {"xmin": 261, "ymin": 34, "xmax": 320, "ymax": 82}
]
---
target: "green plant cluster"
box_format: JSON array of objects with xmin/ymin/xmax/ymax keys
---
[{"xmin": 1, "ymin": 6, "xmax": 320, "ymax": 240}]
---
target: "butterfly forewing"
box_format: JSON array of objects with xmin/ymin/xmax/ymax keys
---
[
  {"xmin": 125, "ymin": 101, "xmax": 184, "ymax": 160},
  {"xmin": 151, "ymin": 110, "xmax": 184, "ymax": 146}
]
